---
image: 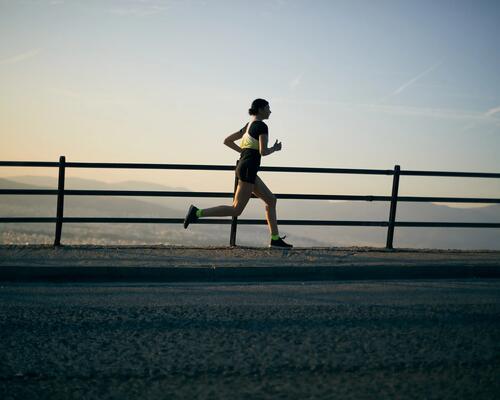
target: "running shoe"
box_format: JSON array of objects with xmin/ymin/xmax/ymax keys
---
[
  {"xmin": 183, "ymin": 204, "xmax": 199, "ymax": 229},
  {"xmin": 269, "ymin": 234, "xmax": 293, "ymax": 248}
]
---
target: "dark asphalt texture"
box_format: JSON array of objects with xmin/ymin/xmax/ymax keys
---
[{"xmin": 1, "ymin": 280, "xmax": 500, "ymax": 400}]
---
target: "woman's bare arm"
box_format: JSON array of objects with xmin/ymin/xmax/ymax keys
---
[
  {"xmin": 223, "ymin": 130, "xmax": 244, "ymax": 153},
  {"xmin": 259, "ymin": 134, "xmax": 281, "ymax": 156}
]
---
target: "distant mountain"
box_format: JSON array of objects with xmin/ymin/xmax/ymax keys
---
[
  {"xmin": 1, "ymin": 176, "xmax": 499, "ymax": 249},
  {"xmin": 0, "ymin": 177, "xmax": 327, "ymax": 247},
  {"xmin": 0, "ymin": 177, "xmax": 181, "ymax": 217},
  {"xmin": 1, "ymin": 175, "xmax": 190, "ymax": 191}
]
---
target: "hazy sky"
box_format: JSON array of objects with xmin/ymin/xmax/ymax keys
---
[{"xmin": 1, "ymin": 0, "xmax": 499, "ymax": 207}]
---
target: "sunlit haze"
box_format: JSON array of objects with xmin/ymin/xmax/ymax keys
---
[{"xmin": 1, "ymin": 0, "xmax": 499, "ymax": 208}]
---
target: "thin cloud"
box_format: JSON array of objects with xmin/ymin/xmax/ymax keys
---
[
  {"xmin": 0, "ymin": 48, "xmax": 43, "ymax": 66},
  {"xmin": 373, "ymin": 58, "xmax": 445, "ymax": 105},
  {"xmin": 261, "ymin": 0, "xmax": 287, "ymax": 17},
  {"xmin": 484, "ymin": 105, "xmax": 500, "ymax": 117},
  {"xmin": 107, "ymin": 0, "xmax": 170, "ymax": 17},
  {"xmin": 460, "ymin": 105, "xmax": 500, "ymax": 133},
  {"xmin": 273, "ymin": 96, "xmax": 498, "ymax": 122},
  {"xmin": 289, "ymin": 73, "xmax": 303, "ymax": 90},
  {"xmin": 392, "ymin": 59, "xmax": 444, "ymax": 95}
]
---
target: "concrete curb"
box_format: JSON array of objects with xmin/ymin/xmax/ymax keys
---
[{"xmin": 1, "ymin": 264, "xmax": 500, "ymax": 282}]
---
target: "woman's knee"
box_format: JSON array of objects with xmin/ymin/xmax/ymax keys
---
[{"xmin": 232, "ymin": 204, "xmax": 245, "ymax": 216}]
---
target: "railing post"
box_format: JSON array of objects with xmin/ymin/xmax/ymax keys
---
[
  {"xmin": 54, "ymin": 155, "xmax": 66, "ymax": 247},
  {"xmin": 386, "ymin": 164, "xmax": 400, "ymax": 250},
  {"xmin": 229, "ymin": 160, "xmax": 239, "ymax": 246}
]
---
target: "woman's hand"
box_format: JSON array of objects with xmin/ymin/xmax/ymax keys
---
[{"xmin": 272, "ymin": 139, "xmax": 282, "ymax": 152}]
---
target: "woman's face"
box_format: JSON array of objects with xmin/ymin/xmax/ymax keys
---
[{"xmin": 258, "ymin": 104, "xmax": 272, "ymax": 119}]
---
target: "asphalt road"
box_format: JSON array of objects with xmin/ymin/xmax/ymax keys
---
[{"xmin": 1, "ymin": 280, "xmax": 500, "ymax": 399}]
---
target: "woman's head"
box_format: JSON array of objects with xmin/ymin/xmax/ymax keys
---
[{"xmin": 248, "ymin": 98, "xmax": 271, "ymax": 119}]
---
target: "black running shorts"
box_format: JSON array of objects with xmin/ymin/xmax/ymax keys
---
[{"xmin": 235, "ymin": 157, "xmax": 259, "ymax": 184}]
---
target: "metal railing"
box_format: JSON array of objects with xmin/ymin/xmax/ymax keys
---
[{"xmin": 1, "ymin": 156, "xmax": 499, "ymax": 248}]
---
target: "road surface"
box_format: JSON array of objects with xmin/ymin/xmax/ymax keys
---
[{"xmin": 1, "ymin": 279, "xmax": 499, "ymax": 399}]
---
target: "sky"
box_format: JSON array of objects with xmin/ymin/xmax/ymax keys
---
[{"xmin": 1, "ymin": 0, "xmax": 499, "ymax": 208}]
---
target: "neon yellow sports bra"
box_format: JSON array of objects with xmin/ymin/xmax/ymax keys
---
[{"xmin": 240, "ymin": 121, "xmax": 260, "ymax": 150}]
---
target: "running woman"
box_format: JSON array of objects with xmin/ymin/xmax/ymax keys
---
[{"xmin": 183, "ymin": 98, "xmax": 293, "ymax": 248}]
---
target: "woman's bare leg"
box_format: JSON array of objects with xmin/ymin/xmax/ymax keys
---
[
  {"xmin": 264, "ymin": 204, "xmax": 279, "ymax": 236},
  {"xmin": 200, "ymin": 180, "xmax": 254, "ymax": 217},
  {"xmin": 252, "ymin": 176, "xmax": 279, "ymax": 236}
]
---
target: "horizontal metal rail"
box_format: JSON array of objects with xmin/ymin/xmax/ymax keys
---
[
  {"xmin": 1, "ymin": 217, "xmax": 499, "ymax": 228},
  {"xmin": 1, "ymin": 160, "xmax": 500, "ymax": 178},
  {"xmin": 1, "ymin": 189, "xmax": 499, "ymax": 204}
]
